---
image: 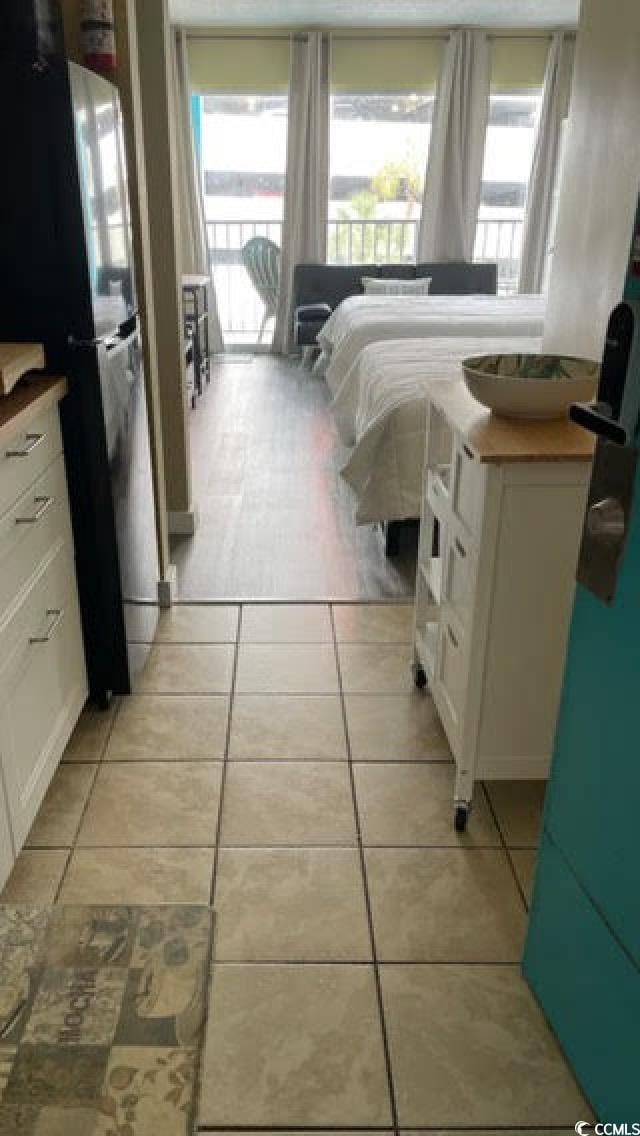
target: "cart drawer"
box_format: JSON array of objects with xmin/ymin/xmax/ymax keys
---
[
  {"xmin": 452, "ymin": 442, "xmax": 482, "ymax": 536},
  {"xmin": 442, "ymin": 524, "xmax": 477, "ymax": 632},
  {"xmin": 435, "ymin": 613, "xmax": 469, "ymax": 746},
  {"xmin": 426, "ymin": 468, "xmax": 449, "ymax": 524}
]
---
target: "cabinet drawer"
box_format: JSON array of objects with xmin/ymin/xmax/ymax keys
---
[
  {"xmin": 435, "ymin": 614, "xmax": 469, "ymax": 746},
  {"xmin": 452, "ymin": 443, "xmax": 482, "ymax": 536},
  {"xmin": 0, "ymin": 541, "xmax": 87, "ymax": 850},
  {"xmin": 0, "ymin": 406, "xmax": 62, "ymax": 521},
  {"xmin": 0, "ymin": 455, "xmax": 72, "ymax": 625},
  {"xmin": 442, "ymin": 525, "xmax": 476, "ymax": 631}
]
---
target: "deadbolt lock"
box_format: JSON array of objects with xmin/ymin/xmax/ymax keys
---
[{"xmin": 586, "ymin": 497, "xmax": 626, "ymax": 543}]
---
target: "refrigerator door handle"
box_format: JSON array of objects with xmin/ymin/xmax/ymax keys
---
[{"xmin": 68, "ymin": 333, "xmax": 107, "ymax": 349}]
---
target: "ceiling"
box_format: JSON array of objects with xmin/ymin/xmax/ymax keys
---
[{"xmin": 169, "ymin": 0, "xmax": 580, "ymax": 29}]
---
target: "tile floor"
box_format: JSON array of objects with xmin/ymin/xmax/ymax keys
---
[{"xmin": 0, "ymin": 602, "xmax": 591, "ymax": 1131}]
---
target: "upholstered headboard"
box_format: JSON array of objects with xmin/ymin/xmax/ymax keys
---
[{"xmin": 293, "ymin": 261, "xmax": 497, "ymax": 312}]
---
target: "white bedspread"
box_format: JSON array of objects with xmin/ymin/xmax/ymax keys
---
[
  {"xmin": 317, "ymin": 292, "xmax": 546, "ymax": 404},
  {"xmin": 341, "ymin": 336, "xmax": 542, "ymax": 525}
]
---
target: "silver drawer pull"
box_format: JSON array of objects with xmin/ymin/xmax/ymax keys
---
[
  {"xmin": 29, "ymin": 608, "xmax": 64, "ymax": 645},
  {"xmin": 6, "ymin": 432, "xmax": 46, "ymax": 458},
  {"xmin": 447, "ymin": 625, "xmax": 459, "ymax": 649},
  {"xmin": 454, "ymin": 537, "xmax": 467, "ymax": 559},
  {"xmin": 15, "ymin": 495, "xmax": 55, "ymax": 525}
]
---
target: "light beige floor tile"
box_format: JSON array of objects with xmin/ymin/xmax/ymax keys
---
[
  {"xmin": 510, "ymin": 848, "xmax": 538, "ymax": 905},
  {"xmin": 76, "ymin": 761, "xmax": 223, "ymax": 846},
  {"xmin": 236, "ymin": 644, "xmax": 339, "ymax": 694},
  {"xmin": 345, "ymin": 693, "xmax": 449, "ymax": 760},
  {"xmin": 200, "ymin": 964, "xmax": 392, "ymax": 1126},
  {"xmin": 105, "ymin": 694, "xmax": 229, "ymax": 760},
  {"xmin": 63, "ymin": 701, "xmax": 118, "ymax": 761},
  {"xmin": 354, "ymin": 764, "xmax": 500, "ymax": 847},
  {"xmin": 135, "ymin": 644, "xmax": 234, "ymax": 694},
  {"xmin": 338, "ymin": 644, "xmax": 413, "ymax": 694},
  {"xmin": 26, "ymin": 764, "xmax": 97, "ymax": 848},
  {"xmin": 401, "ymin": 1128, "xmax": 573, "ymax": 1135},
  {"xmin": 229, "ymin": 695, "xmax": 346, "ymax": 760},
  {"xmin": 58, "ymin": 846, "xmax": 215, "ymax": 904},
  {"xmin": 333, "ymin": 603, "xmax": 414, "ymax": 643},
  {"xmin": 381, "ymin": 964, "xmax": 589, "ymax": 1126},
  {"xmin": 241, "ymin": 604, "xmax": 332, "ymax": 642},
  {"xmin": 214, "ymin": 848, "xmax": 371, "ymax": 961},
  {"xmin": 484, "ymin": 780, "xmax": 547, "ymax": 847},
  {"xmin": 155, "ymin": 604, "xmax": 238, "ymax": 643},
  {"xmin": 1, "ymin": 850, "xmax": 68, "ymax": 903},
  {"xmin": 366, "ymin": 848, "xmax": 526, "ymax": 961},
  {"xmin": 220, "ymin": 762, "xmax": 357, "ymax": 846}
]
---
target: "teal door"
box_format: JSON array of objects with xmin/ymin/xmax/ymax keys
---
[{"xmin": 524, "ymin": 211, "xmax": 640, "ymax": 1120}]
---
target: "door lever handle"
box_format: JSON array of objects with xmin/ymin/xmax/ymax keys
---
[{"xmin": 570, "ymin": 402, "xmax": 627, "ymax": 445}]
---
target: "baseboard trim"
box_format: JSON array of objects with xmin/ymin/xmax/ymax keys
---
[
  {"xmin": 157, "ymin": 564, "xmax": 178, "ymax": 608},
  {"xmin": 168, "ymin": 506, "xmax": 199, "ymax": 537}
]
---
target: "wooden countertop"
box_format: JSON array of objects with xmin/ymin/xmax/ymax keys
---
[
  {"xmin": 0, "ymin": 342, "xmax": 46, "ymax": 396},
  {"xmin": 430, "ymin": 381, "xmax": 595, "ymax": 463},
  {"xmin": 0, "ymin": 377, "xmax": 68, "ymax": 448}
]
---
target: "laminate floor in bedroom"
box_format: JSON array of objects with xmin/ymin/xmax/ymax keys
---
[{"xmin": 171, "ymin": 354, "xmax": 417, "ymax": 600}]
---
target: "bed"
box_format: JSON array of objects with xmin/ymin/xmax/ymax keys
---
[
  {"xmin": 340, "ymin": 336, "xmax": 542, "ymax": 526},
  {"xmin": 317, "ymin": 292, "xmax": 547, "ymax": 415}
]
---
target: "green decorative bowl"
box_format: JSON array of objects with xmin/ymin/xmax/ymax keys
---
[{"xmin": 462, "ymin": 353, "xmax": 600, "ymax": 419}]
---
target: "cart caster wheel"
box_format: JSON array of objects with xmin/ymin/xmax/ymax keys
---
[
  {"xmin": 454, "ymin": 804, "xmax": 469, "ymax": 832},
  {"xmin": 413, "ymin": 664, "xmax": 427, "ymax": 690}
]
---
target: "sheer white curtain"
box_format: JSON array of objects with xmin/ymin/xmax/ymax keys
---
[
  {"xmin": 170, "ymin": 27, "xmax": 223, "ymax": 352},
  {"xmin": 519, "ymin": 33, "xmax": 573, "ymax": 294},
  {"xmin": 417, "ymin": 29, "xmax": 490, "ymax": 262},
  {"xmin": 272, "ymin": 32, "xmax": 331, "ymax": 354}
]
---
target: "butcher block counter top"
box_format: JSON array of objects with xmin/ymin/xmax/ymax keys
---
[
  {"xmin": 0, "ymin": 377, "xmax": 68, "ymax": 448},
  {"xmin": 0, "ymin": 342, "xmax": 46, "ymax": 396},
  {"xmin": 430, "ymin": 381, "xmax": 595, "ymax": 464}
]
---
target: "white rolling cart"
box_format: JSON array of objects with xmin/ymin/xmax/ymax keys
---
[{"xmin": 413, "ymin": 382, "xmax": 594, "ymax": 831}]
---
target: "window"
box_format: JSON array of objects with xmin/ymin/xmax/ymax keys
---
[
  {"xmin": 474, "ymin": 92, "xmax": 543, "ymax": 293},
  {"xmin": 329, "ymin": 92, "xmax": 434, "ymax": 265},
  {"xmin": 198, "ymin": 93, "xmax": 288, "ymax": 345}
]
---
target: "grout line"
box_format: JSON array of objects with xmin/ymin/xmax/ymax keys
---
[
  {"xmin": 196, "ymin": 1128, "xmax": 573, "ymax": 1133},
  {"xmin": 329, "ymin": 604, "xmax": 400, "ymax": 1136},
  {"xmin": 52, "ymin": 847, "xmax": 75, "ymax": 904},
  {"xmin": 479, "ymin": 783, "xmax": 530, "ymax": 912},
  {"xmin": 204, "ymin": 959, "xmax": 525, "ymax": 967},
  {"xmin": 209, "ymin": 605, "xmax": 244, "ymax": 908},
  {"xmin": 53, "ymin": 761, "xmax": 102, "ymax": 901}
]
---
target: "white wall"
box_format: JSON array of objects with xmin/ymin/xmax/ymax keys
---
[{"xmin": 543, "ymin": 0, "xmax": 640, "ymax": 360}]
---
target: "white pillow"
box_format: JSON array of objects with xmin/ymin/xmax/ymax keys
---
[{"xmin": 361, "ymin": 275, "xmax": 432, "ymax": 296}]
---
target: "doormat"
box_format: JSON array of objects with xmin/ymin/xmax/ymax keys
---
[{"xmin": 0, "ymin": 904, "xmax": 214, "ymax": 1135}]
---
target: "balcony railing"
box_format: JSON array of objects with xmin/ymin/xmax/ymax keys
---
[{"xmin": 206, "ymin": 216, "xmax": 524, "ymax": 341}]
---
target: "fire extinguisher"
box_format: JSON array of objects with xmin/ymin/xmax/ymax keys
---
[{"xmin": 80, "ymin": 0, "xmax": 117, "ymax": 75}]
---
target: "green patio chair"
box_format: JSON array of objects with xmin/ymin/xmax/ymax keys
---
[{"xmin": 241, "ymin": 236, "xmax": 280, "ymax": 343}]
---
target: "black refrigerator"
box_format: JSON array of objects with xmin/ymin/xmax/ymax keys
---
[{"xmin": 0, "ymin": 2, "xmax": 159, "ymax": 704}]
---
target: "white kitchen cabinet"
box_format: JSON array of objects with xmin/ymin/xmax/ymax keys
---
[
  {"xmin": 413, "ymin": 382, "xmax": 593, "ymax": 831},
  {"xmin": 0, "ymin": 379, "xmax": 87, "ymax": 888}
]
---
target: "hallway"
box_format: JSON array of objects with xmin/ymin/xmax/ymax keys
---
[
  {"xmin": 1, "ymin": 602, "xmax": 590, "ymax": 1130},
  {"xmin": 171, "ymin": 356, "xmax": 417, "ymax": 600}
]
